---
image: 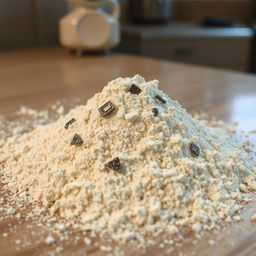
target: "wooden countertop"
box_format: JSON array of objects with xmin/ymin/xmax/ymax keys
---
[{"xmin": 0, "ymin": 47, "xmax": 256, "ymax": 256}]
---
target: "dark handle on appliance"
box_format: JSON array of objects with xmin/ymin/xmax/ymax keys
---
[{"xmin": 173, "ymin": 48, "xmax": 195, "ymax": 56}]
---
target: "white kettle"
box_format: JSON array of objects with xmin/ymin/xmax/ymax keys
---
[{"xmin": 60, "ymin": 0, "xmax": 120, "ymax": 51}]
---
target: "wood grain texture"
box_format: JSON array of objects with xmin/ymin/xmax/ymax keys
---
[{"xmin": 0, "ymin": 48, "xmax": 256, "ymax": 256}]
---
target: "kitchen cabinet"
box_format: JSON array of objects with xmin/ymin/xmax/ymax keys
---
[{"xmin": 118, "ymin": 23, "xmax": 253, "ymax": 72}]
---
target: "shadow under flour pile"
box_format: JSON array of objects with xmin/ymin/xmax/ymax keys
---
[{"xmin": 1, "ymin": 75, "xmax": 256, "ymax": 242}]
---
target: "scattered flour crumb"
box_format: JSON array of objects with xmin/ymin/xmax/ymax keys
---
[
  {"xmin": 251, "ymin": 214, "xmax": 256, "ymax": 222},
  {"xmin": 15, "ymin": 240, "xmax": 21, "ymax": 245},
  {"xmin": 233, "ymin": 215, "xmax": 241, "ymax": 221},
  {"xmin": 100, "ymin": 245, "xmax": 112, "ymax": 252},
  {"xmin": 56, "ymin": 247, "xmax": 63, "ymax": 253},
  {"xmin": 45, "ymin": 235, "xmax": 56, "ymax": 245},
  {"xmin": 208, "ymin": 240, "xmax": 215, "ymax": 246},
  {"xmin": 84, "ymin": 237, "xmax": 92, "ymax": 246},
  {"xmin": 54, "ymin": 223, "xmax": 66, "ymax": 232},
  {"xmin": 7, "ymin": 207, "xmax": 16, "ymax": 215},
  {"xmin": 56, "ymin": 106, "xmax": 65, "ymax": 115}
]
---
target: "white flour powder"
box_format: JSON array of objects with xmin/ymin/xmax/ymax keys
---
[{"xmin": 1, "ymin": 75, "xmax": 256, "ymax": 243}]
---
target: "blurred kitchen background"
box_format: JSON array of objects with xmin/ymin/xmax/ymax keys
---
[{"xmin": 1, "ymin": 0, "xmax": 256, "ymax": 73}]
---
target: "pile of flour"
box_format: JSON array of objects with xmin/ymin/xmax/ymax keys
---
[{"xmin": 1, "ymin": 75, "xmax": 255, "ymax": 242}]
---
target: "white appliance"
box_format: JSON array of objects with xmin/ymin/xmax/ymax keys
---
[{"xmin": 60, "ymin": 0, "xmax": 120, "ymax": 51}]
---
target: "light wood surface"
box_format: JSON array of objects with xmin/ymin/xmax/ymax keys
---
[{"xmin": 0, "ymin": 47, "xmax": 256, "ymax": 256}]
